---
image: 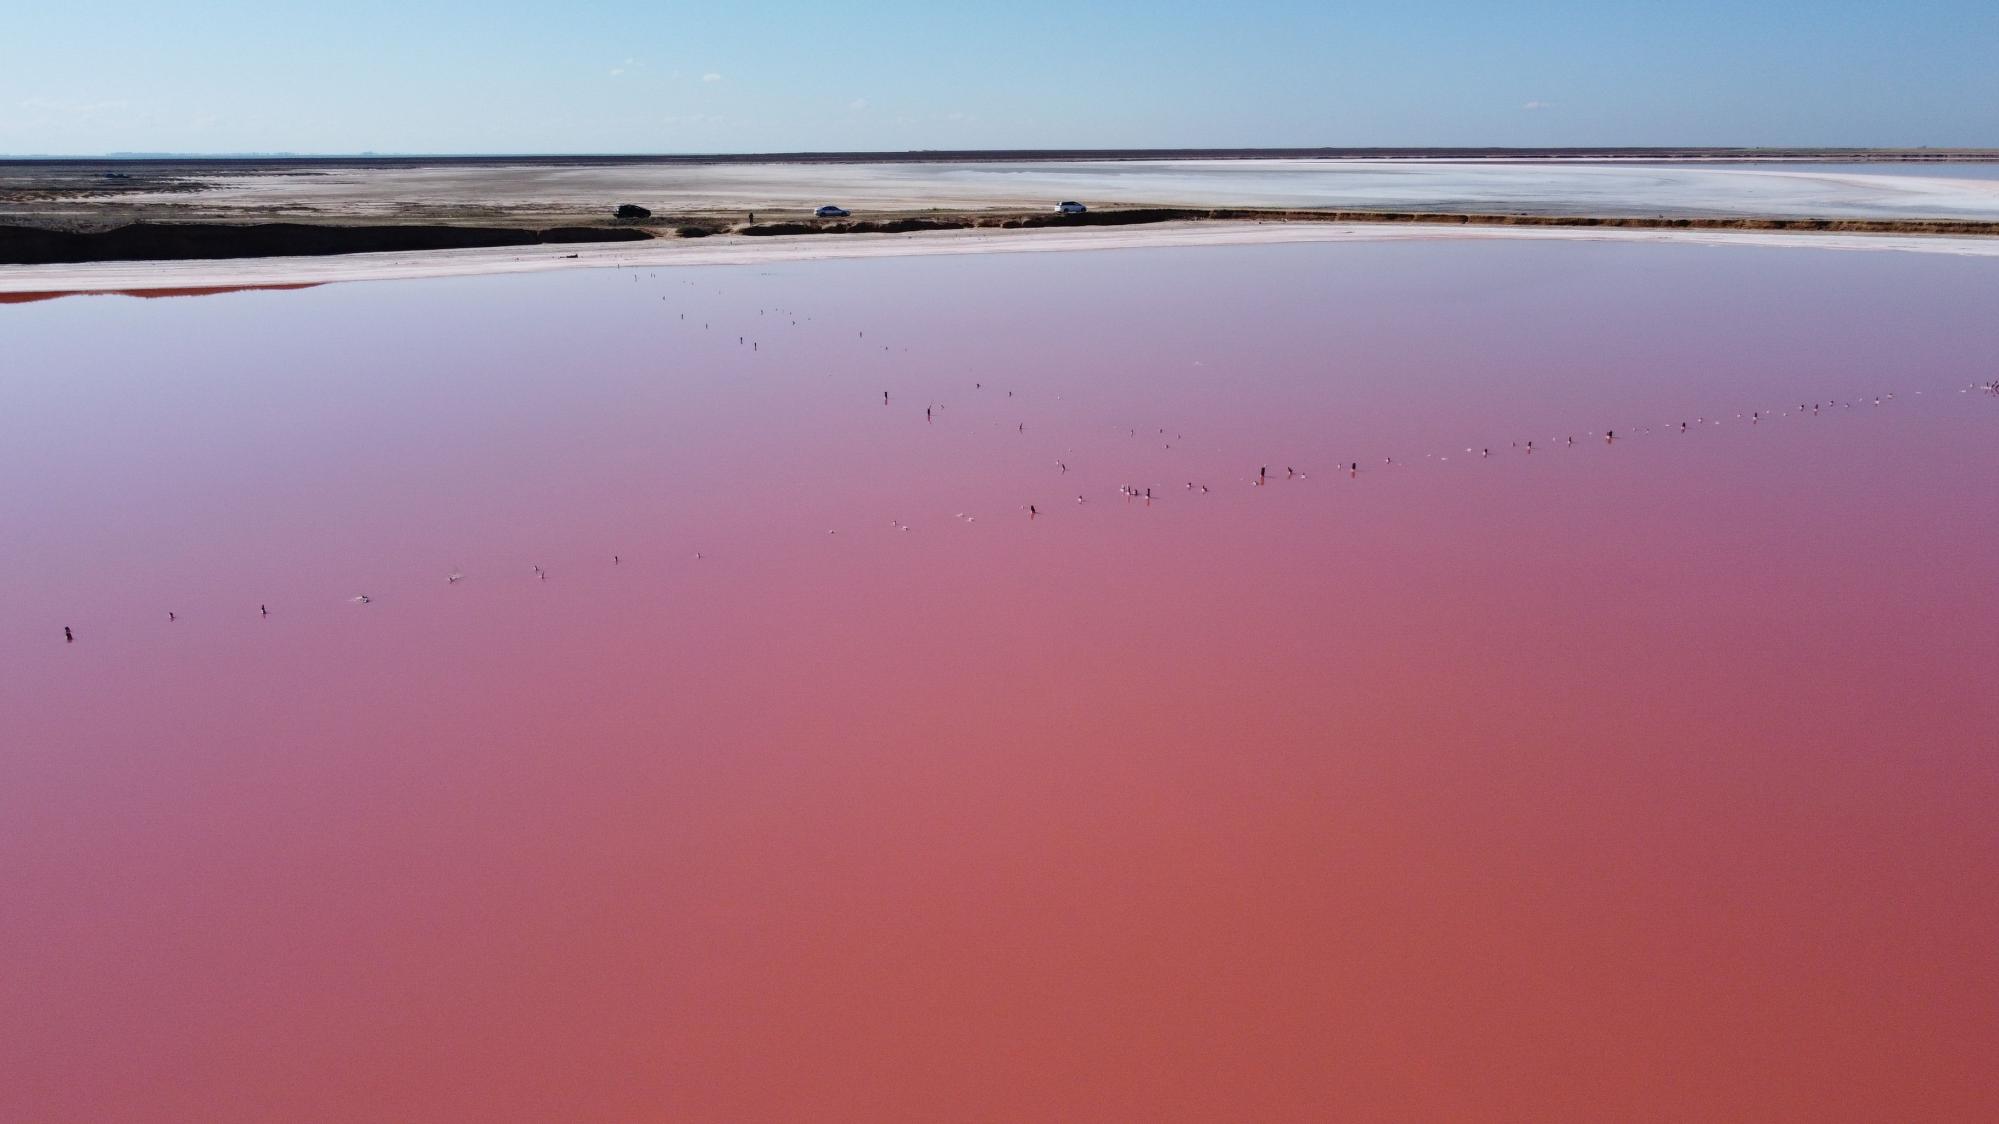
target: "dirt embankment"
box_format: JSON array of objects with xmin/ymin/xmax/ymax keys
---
[
  {"xmin": 735, "ymin": 208, "xmax": 1999, "ymax": 238},
  {"xmin": 0, "ymin": 222, "xmax": 651, "ymax": 265},
  {"xmin": 1274, "ymin": 210, "xmax": 1999, "ymax": 236}
]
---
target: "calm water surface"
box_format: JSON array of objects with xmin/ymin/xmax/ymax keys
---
[{"xmin": 4, "ymin": 240, "xmax": 1997, "ymax": 1121}]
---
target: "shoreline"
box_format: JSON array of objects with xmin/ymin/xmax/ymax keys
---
[
  {"xmin": 8, "ymin": 218, "xmax": 1999, "ymax": 297},
  {"xmin": 13, "ymin": 207, "xmax": 1999, "ymax": 266},
  {"xmin": 8, "ymin": 146, "xmax": 1999, "ymax": 168}
]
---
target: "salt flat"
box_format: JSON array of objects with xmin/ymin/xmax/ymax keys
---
[{"xmin": 80, "ymin": 158, "xmax": 1999, "ymax": 221}]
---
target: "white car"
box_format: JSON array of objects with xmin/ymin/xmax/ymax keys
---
[
  {"xmin": 1056, "ymin": 201, "xmax": 1088, "ymax": 214},
  {"xmin": 815, "ymin": 205, "xmax": 851, "ymax": 218}
]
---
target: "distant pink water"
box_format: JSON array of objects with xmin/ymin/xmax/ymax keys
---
[{"xmin": 3, "ymin": 240, "xmax": 1997, "ymax": 1122}]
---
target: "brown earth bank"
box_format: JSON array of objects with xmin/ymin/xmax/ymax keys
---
[
  {"xmin": 737, "ymin": 208, "xmax": 1999, "ymax": 237},
  {"xmin": 0, "ymin": 223, "xmax": 650, "ymax": 264}
]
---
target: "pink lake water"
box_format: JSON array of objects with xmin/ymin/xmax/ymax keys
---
[{"xmin": 3, "ymin": 239, "xmax": 1998, "ymax": 1121}]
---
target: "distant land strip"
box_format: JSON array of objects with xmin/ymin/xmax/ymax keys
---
[
  {"xmin": 6, "ymin": 209, "xmax": 1999, "ymax": 265},
  {"xmin": 4, "ymin": 147, "xmax": 1999, "ymax": 169}
]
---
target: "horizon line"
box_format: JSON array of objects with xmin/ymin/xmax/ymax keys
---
[{"xmin": 7, "ymin": 145, "xmax": 1999, "ymax": 164}]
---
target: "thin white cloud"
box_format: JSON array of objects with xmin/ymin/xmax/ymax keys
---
[
  {"xmin": 19, "ymin": 96, "xmax": 132, "ymax": 116},
  {"xmin": 609, "ymin": 68, "xmax": 625, "ymax": 77},
  {"xmin": 847, "ymin": 98, "xmax": 869, "ymax": 112},
  {"xmin": 1522, "ymin": 100, "xmax": 1552, "ymax": 111},
  {"xmin": 701, "ymin": 72, "xmax": 723, "ymax": 83}
]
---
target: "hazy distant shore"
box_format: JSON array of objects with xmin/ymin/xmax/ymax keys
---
[{"xmin": 10, "ymin": 146, "xmax": 1999, "ymax": 165}]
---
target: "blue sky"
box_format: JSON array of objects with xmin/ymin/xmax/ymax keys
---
[{"xmin": 4, "ymin": 0, "xmax": 1996, "ymax": 154}]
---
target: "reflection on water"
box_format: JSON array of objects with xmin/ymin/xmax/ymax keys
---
[
  {"xmin": 3, "ymin": 240, "xmax": 1997, "ymax": 1121},
  {"xmin": 0, "ymin": 283, "xmax": 323, "ymax": 304}
]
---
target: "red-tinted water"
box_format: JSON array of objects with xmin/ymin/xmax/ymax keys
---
[
  {"xmin": 0, "ymin": 284, "xmax": 322, "ymax": 305},
  {"xmin": 4, "ymin": 240, "xmax": 1997, "ymax": 1122}
]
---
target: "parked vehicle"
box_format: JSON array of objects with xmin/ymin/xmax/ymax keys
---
[
  {"xmin": 815, "ymin": 205, "xmax": 851, "ymax": 218},
  {"xmin": 1056, "ymin": 201, "xmax": 1088, "ymax": 214}
]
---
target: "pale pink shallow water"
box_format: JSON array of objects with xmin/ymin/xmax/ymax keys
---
[{"xmin": 3, "ymin": 240, "xmax": 1998, "ymax": 1122}]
